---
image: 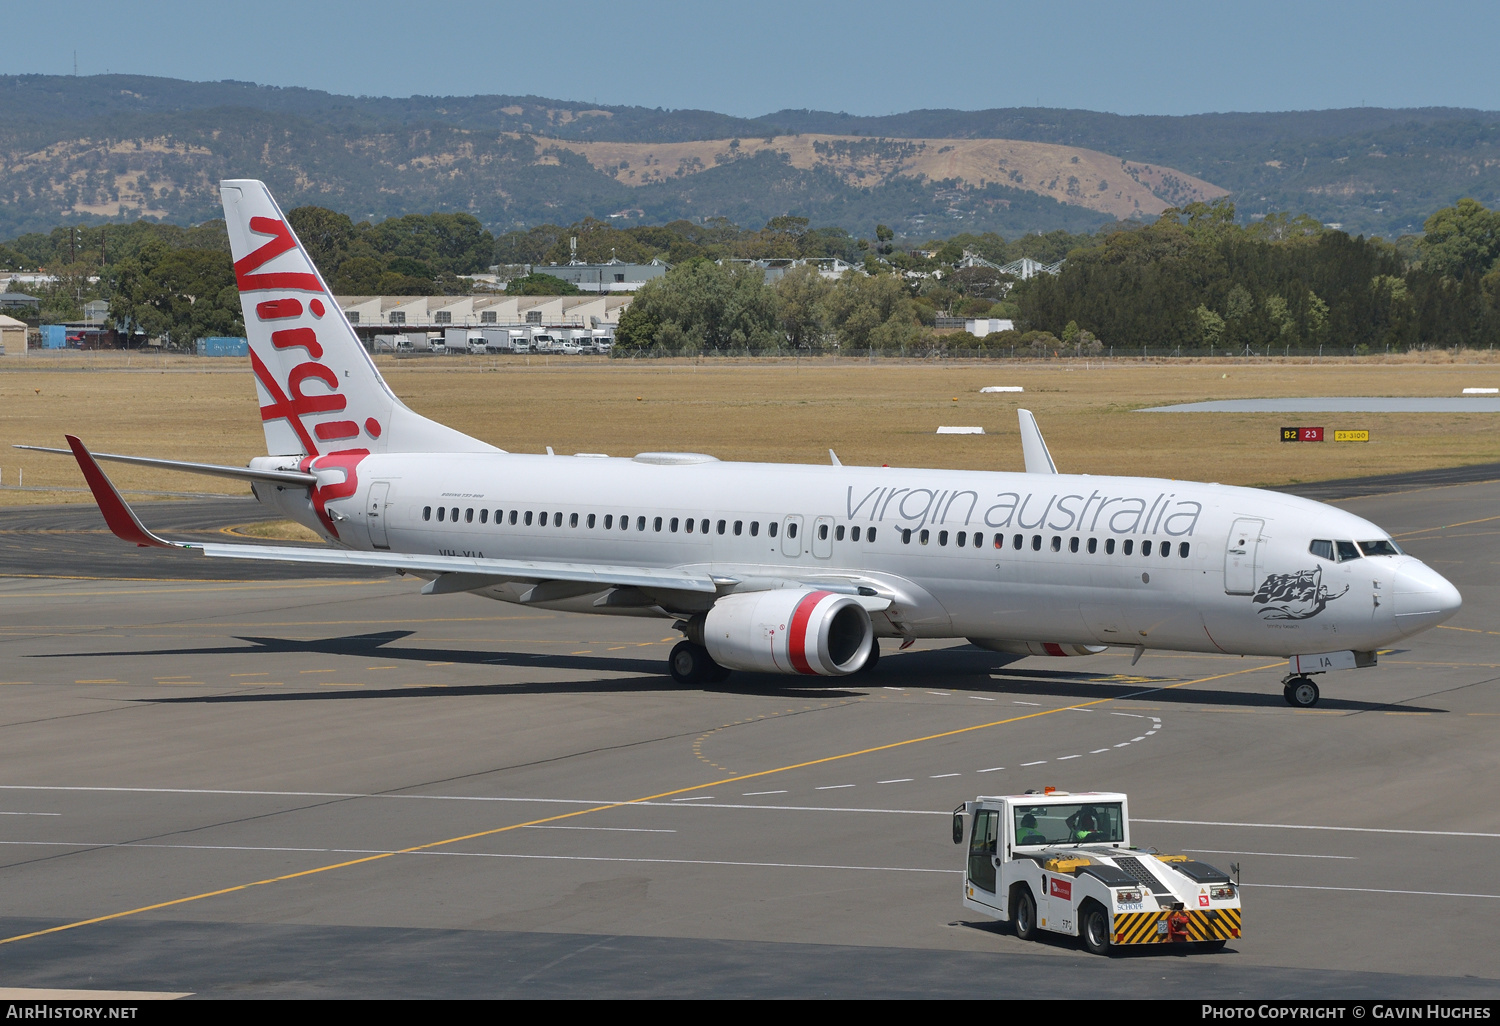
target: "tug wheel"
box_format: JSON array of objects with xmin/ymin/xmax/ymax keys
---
[
  {"xmin": 1012, "ymin": 888, "xmax": 1038, "ymax": 941},
  {"xmin": 1080, "ymin": 902, "xmax": 1112, "ymax": 956},
  {"xmin": 1283, "ymin": 676, "xmax": 1320, "ymax": 708}
]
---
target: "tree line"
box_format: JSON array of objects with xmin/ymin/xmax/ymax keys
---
[{"xmin": 4, "ymin": 198, "xmax": 1498, "ymax": 354}]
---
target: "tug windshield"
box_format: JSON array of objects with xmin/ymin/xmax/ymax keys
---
[{"xmin": 1013, "ymin": 802, "xmax": 1125, "ymax": 846}]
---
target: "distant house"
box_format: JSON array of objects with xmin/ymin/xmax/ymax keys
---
[
  {"xmin": 0, "ymin": 314, "xmax": 27, "ymax": 354},
  {"xmin": 545, "ymin": 258, "xmax": 667, "ymax": 293},
  {"xmin": 0, "ymin": 291, "xmax": 40, "ymax": 313}
]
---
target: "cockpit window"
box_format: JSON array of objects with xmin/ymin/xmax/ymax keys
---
[
  {"xmin": 1358, "ymin": 539, "xmax": 1402, "ymax": 557},
  {"xmin": 1335, "ymin": 541, "xmax": 1361, "ymax": 562},
  {"xmin": 1309, "ymin": 539, "xmax": 1334, "ymax": 561}
]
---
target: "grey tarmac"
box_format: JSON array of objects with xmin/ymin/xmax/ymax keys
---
[{"xmin": 0, "ymin": 476, "xmax": 1495, "ymax": 999}]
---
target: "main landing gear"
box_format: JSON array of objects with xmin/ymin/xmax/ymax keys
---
[
  {"xmin": 668, "ymin": 640, "xmax": 732, "ymax": 685},
  {"xmin": 1282, "ymin": 674, "xmax": 1320, "ymax": 708}
]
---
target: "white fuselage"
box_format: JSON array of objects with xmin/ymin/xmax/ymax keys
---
[{"xmin": 254, "ymin": 452, "xmax": 1460, "ymax": 658}]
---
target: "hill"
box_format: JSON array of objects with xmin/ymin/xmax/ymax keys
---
[{"xmin": 1, "ymin": 75, "xmax": 1497, "ymax": 240}]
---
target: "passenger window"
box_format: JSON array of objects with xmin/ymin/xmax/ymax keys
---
[
  {"xmin": 1309, "ymin": 539, "xmax": 1334, "ymax": 560},
  {"xmin": 587, "ymin": 513, "xmax": 595, "ymax": 528},
  {"xmin": 938, "ymin": 531, "xmax": 948, "ymax": 546},
  {"xmin": 603, "ymin": 514, "xmax": 612, "ymax": 529},
  {"xmin": 834, "ymin": 525, "xmax": 844, "ymax": 541},
  {"xmin": 669, "ymin": 517, "xmax": 679, "ymax": 532},
  {"xmin": 1123, "ymin": 540, "xmax": 1133, "ymax": 555},
  {"xmin": 654, "ymin": 517, "xmax": 663, "ymax": 532},
  {"xmin": 1013, "ymin": 534, "xmax": 1023, "ymax": 550},
  {"xmin": 867, "ymin": 528, "xmax": 877, "ymax": 542},
  {"xmin": 717, "ymin": 520, "xmax": 727, "ymax": 535},
  {"xmin": 750, "ymin": 522, "xmax": 759, "ymax": 536},
  {"xmin": 1069, "ymin": 537, "xmax": 1079, "ymax": 553},
  {"xmin": 480, "ymin": 509, "xmax": 488, "ymax": 524},
  {"xmin": 1105, "ymin": 538, "xmax": 1115, "ymax": 554},
  {"xmin": 920, "ymin": 529, "xmax": 930, "ymax": 545},
  {"xmin": 769, "ymin": 522, "xmax": 778, "ymax": 538},
  {"xmin": 993, "ymin": 534, "xmax": 1003, "ymax": 549},
  {"xmin": 570, "ymin": 513, "xmax": 578, "ymax": 527},
  {"xmin": 972, "ymin": 533, "xmax": 983, "ymax": 548},
  {"xmin": 423, "ymin": 506, "xmax": 431, "ymax": 521},
  {"xmin": 538, "ymin": 511, "xmax": 547, "ymax": 525},
  {"xmin": 509, "ymin": 510, "xmax": 518, "ymax": 525},
  {"xmin": 1050, "ymin": 536, "xmax": 1061, "ymax": 552},
  {"xmin": 436, "ymin": 507, "xmax": 445, "ymax": 522},
  {"xmin": 554, "ymin": 512, "xmax": 562, "ymax": 527},
  {"xmin": 1142, "ymin": 540, "xmax": 1152, "ymax": 556},
  {"xmin": 1336, "ymin": 541, "xmax": 1361, "ymax": 562},
  {"xmin": 1180, "ymin": 542, "xmax": 1190, "ymax": 558},
  {"xmin": 1087, "ymin": 537, "xmax": 1097, "ymax": 554},
  {"xmin": 450, "ymin": 508, "xmax": 458, "ymax": 522},
  {"xmin": 786, "ymin": 522, "xmax": 796, "ymax": 539},
  {"xmin": 851, "ymin": 526, "xmax": 861, "ymax": 542},
  {"xmin": 1161, "ymin": 541, "xmax": 1171, "ymax": 557},
  {"xmin": 1031, "ymin": 535, "xmax": 1041, "ymax": 551},
  {"xmin": 465, "ymin": 509, "xmax": 474, "ymax": 523},
  {"xmin": 636, "ymin": 516, "xmax": 646, "ymax": 531},
  {"xmin": 820, "ymin": 524, "xmax": 830, "ymax": 541},
  {"xmin": 955, "ymin": 531, "xmax": 966, "ymax": 547},
  {"xmin": 524, "ymin": 511, "xmax": 533, "ymax": 526},
  {"xmin": 700, "ymin": 519, "xmax": 709, "ymax": 534},
  {"xmin": 902, "ymin": 528, "xmax": 912, "ymax": 544},
  {"xmin": 734, "ymin": 520, "xmax": 743, "ymax": 536},
  {"xmin": 685, "ymin": 518, "xmax": 693, "ymax": 533}
]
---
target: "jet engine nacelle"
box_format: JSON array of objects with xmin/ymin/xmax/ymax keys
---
[
  {"xmin": 704, "ymin": 589, "xmax": 873, "ymax": 676},
  {"xmin": 968, "ymin": 638, "xmax": 1107, "ymax": 657}
]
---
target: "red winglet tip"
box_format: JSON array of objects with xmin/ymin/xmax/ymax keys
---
[{"xmin": 64, "ymin": 435, "xmax": 171, "ymax": 549}]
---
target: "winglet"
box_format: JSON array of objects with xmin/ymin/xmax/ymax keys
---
[
  {"xmin": 1017, "ymin": 410, "xmax": 1058, "ymax": 474},
  {"xmin": 829, "ymin": 449, "xmax": 842, "ymax": 467},
  {"xmin": 65, "ymin": 435, "xmax": 190, "ymax": 549}
]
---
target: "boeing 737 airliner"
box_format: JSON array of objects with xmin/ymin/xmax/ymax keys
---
[{"xmin": 29, "ymin": 180, "xmax": 1463, "ymax": 707}]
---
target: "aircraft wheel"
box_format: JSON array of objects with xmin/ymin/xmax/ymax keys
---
[
  {"xmin": 1080, "ymin": 902, "xmax": 1112, "ymax": 956},
  {"xmin": 1012, "ymin": 888, "xmax": 1039, "ymax": 941},
  {"xmin": 1283, "ymin": 677, "xmax": 1320, "ymax": 708},
  {"xmin": 669, "ymin": 641, "xmax": 713, "ymax": 685}
]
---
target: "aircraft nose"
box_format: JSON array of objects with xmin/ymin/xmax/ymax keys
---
[{"xmin": 1392, "ymin": 560, "xmax": 1462, "ymax": 636}]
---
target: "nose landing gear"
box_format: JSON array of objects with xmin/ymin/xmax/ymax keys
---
[{"xmin": 1282, "ymin": 675, "xmax": 1320, "ymax": 708}]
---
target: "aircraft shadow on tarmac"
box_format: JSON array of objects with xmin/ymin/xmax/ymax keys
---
[{"xmin": 34, "ymin": 633, "xmax": 1445, "ymax": 712}]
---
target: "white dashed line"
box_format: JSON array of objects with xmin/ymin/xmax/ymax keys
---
[
  {"xmin": 977, "ymin": 767, "xmax": 1005, "ymax": 773},
  {"xmin": 1111, "ymin": 711, "xmax": 1144, "ymax": 718},
  {"xmin": 816, "ymin": 784, "xmax": 856, "ymax": 790},
  {"xmin": 524, "ymin": 826, "xmax": 676, "ymax": 833},
  {"xmin": 1020, "ymin": 760, "xmax": 1047, "ymax": 767},
  {"xmin": 970, "ymin": 696, "xmax": 995, "ymax": 701},
  {"xmin": 1145, "ymin": 730, "xmax": 1157, "ymax": 736},
  {"xmin": 743, "ymin": 790, "xmax": 787, "ymax": 796},
  {"xmin": 1090, "ymin": 749, "xmax": 1110, "ymax": 754},
  {"xmin": 672, "ymin": 796, "xmax": 717, "ymax": 802},
  {"xmin": 1114, "ymin": 743, "xmax": 1131, "ymax": 748},
  {"xmin": 930, "ymin": 773, "xmax": 960, "ymax": 779},
  {"xmin": 1057, "ymin": 755, "xmax": 1081, "ymax": 761},
  {"xmin": 878, "ymin": 779, "xmax": 914, "ymax": 784},
  {"xmin": 1013, "ymin": 701, "xmax": 1040, "ymax": 706},
  {"xmin": 1131, "ymin": 737, "xmax": 1146, "ymax": 742},
  {"xmin": 927, "ymin": 691, "xmax": 952, "ymax": 697}
]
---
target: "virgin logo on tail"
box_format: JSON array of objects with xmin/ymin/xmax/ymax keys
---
[{"xmin": 238, "ymin": 215, "xmax": 374, "ymax": 537}]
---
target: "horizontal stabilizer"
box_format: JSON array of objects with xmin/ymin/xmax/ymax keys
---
[{"xmin": 16, "ymin": 444, "xmax": 317, "ymax": 486}]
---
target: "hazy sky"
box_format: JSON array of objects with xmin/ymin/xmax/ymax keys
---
[{"xmin": 8, "ymin": 0, "xmax": 1498, "ymax": 117}]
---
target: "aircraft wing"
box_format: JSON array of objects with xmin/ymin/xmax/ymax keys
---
[{"xmin": 62, "ymin": 434, "xmax": 719, "ymax": 595}]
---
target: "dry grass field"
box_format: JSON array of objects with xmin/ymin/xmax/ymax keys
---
[
  {"xmin": 544, "ymin": 134, "xmax": 1225, "ymax": 220},
  {"xmin": 2, "ymin": 353, "xmax": 1498, "ymax": 510}
]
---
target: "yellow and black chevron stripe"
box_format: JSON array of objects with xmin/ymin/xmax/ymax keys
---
[{"xmin": 1113, "ymin": 907, "xmax": 1242, "ymax": 945}]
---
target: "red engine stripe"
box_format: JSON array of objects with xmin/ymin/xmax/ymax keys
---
[
  {"xmin": 1043, "ymin": 642, "xmax": 1066, "ymax": 657},
  {"xmin": 787, "ymin": 591, "xmax": 833, "ymax": 675}
]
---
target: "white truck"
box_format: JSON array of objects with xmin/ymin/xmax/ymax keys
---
[{"xmin": 952, "ymin": 790, "xmax": 1241, "ymax": 954}]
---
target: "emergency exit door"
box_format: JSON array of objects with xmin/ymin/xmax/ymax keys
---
[{"xmin": 367, "ymin": 482, "xmax": 391, "ymax": 550}]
